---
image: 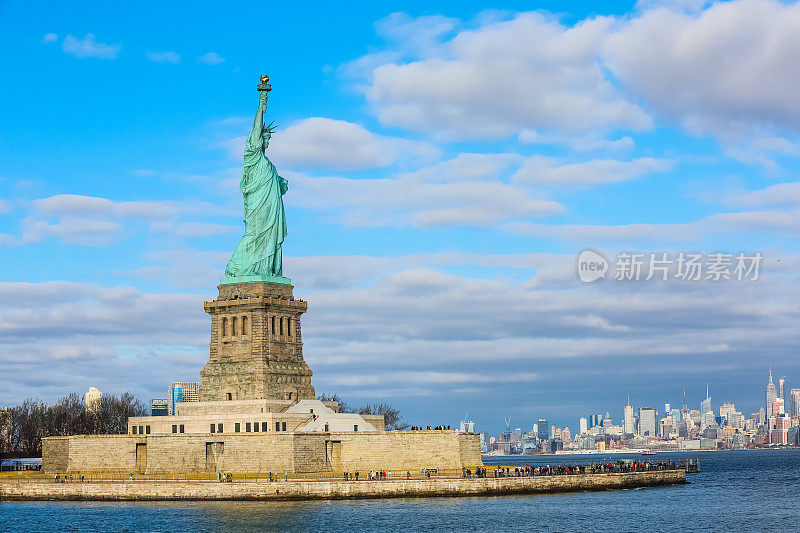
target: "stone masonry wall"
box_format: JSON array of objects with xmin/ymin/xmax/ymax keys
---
[
  {"xmin": 43, "ymin": 431, "xmax": 482, "ymax": 475},
  {"xmin": 200, "ymin": 282, "xmax": 315, "ymax": 403},
  {"xmin": 1, "ymin": 470, "xmax": 686, "ymax": 501},
  {"xmin": 332, "ymin": 431, "xmax": 481, "ymax": 472}
]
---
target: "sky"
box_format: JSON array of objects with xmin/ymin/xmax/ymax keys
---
[{"xmin": 1, "ymin": 0, "xmax": 799, "ymax": 435}]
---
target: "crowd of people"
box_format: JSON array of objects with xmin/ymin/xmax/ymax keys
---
[
  {"xmin": 488, "ymin": 460, "xmax": 681, "ymax": 478},
  {"xmin": 408, "ymin": 425, "xmax": 451, "ymax": 431},
  {"xmin": 49, "ymin": 461, "xmax": 679, "ymax": 484}
]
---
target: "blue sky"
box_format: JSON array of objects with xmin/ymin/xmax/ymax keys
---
[{"xmin": 1, "ymin": 0, "xmax": 800, "ymax": 435}]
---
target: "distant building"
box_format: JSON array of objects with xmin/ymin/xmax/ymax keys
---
[
  {"xmin": 459, "ymin": 421, "xmax": 475, "ymax": 433},
  {"xmin": 624, "ymin": 403, "xmax": 635, "ymax": 435},
  {"xmin": 588, "ymin": 413, "xmax": 604, "ymax": 428},
  {"xmin": 766, "ymin": 369, "xmax": 777, "ymax": 419},
  {"xmin": 719, "ymin": 403, "xmax": 736, "ymax": 424},
  {"xmin": 168, "ymin": 382, "xmax": 199, "ymax": 415},
  {"xmin": 788, "ymin": 389, "xmax": 800, "ymax": 418},
  {"xmin": 84, "ymin": 387, "xmax": 101, "ymax": 412},
  {"xmin": 537, "ymin": 419, "xmax": 549, "ymax": 441},
  {"xmin": 771, "ymin": 398, "xmax": 785, "ymax": 418},
  {"xmin": 151, "ymin": 398, "xmax": 168, "ymax": 417},
  {"xmin": 770, "ymin": 414, "xmax": 791, "ymax": 445},
  {"xmin": 638, "ymin": 408, "xmax": 656, "ymax": 437},
  {"xmin": 700, "ymin": 384, "xmax": 712, "ymax": 416},
  {"xmin": 579, "ymin": 417, "xmax": 588, "ymax": 435}
]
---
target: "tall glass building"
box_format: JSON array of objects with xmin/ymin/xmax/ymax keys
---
[
  {"xmin": 168, "ymin": 382, "xmax": 199, "ymax": 415},
  {"xmin": 537, "ymin": 419, "xmax": 549, "ymax": 441}
]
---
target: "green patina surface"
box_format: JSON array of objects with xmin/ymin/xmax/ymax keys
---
[{"xmin": 223, "ymin": 78, "xmax": 290, "ymax": 286}]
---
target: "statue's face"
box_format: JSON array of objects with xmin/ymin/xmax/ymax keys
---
[{"xmin": 262, "ymin": 131, "xmax": 271, "ymax": 150}]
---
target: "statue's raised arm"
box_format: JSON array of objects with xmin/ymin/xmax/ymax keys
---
[{"xmin": 246, "ymin": 77, "xmax": 271, "ymax": 155}]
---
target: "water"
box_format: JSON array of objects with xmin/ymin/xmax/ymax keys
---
[{"xmin": 2, "ymin": 449, "xmax": 798, "ymax": 532}]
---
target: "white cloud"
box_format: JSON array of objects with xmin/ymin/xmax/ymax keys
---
[
  {"xmin": 198, "ymin": 52, "xmax": 225, "ymax": 65},
  {"xmin": 145, "ymin": 51, "xmax": 180, "ymax": 63},
  {"xmin": 0, "ymin": 199, "xmax": 11, "ymax": 215},
  {"xmin": 375, "ymin": 12, "xmax": 459, "ymax": 56},
  {"xmin": 505, "ymin": 208, "xmax": 800, "ymax": 242},
  {"xmin": 513, "ymin": 157, "xmax": 674, "ymax": 187},
  {"xmin": 149, "ymin": 221, "xmax": 238, "ymax": 237},
  {"xmin": 266, "ymin": 117, "xmax": 439, "ymax": 171},
  {"xmin": 354, "ymin": 12, "xmax": 652, "ymax": 140},
  {"xmin": 0, "ymin": 282, "xmax": 207, "ymax": 403},
  {"xmin": 732, "ymin": 182, "xmax": 800, "ymax": 208},
  {"xmin": 398, "ymin": 153, "xmax": 522, "ymax": 183},
  {"xmin": 350, "ymin": 3, "xmax": 800, "ymax": 161},
  {"xmin": 42, "ymin": 33, "xmax": 58, "ymax": 44},
  {"xmin": 289, "ymin": 171, "xmax": 563, "ymax": 228},
  {"xmin": 604, "ymin": 0, "xmax": 800, "ymax": 156},
  {"xmin": 21, "ymin": 194, "xmax": 228, "ymax": 246},
  {"xmin": 61, "ymin": 34, "xmax": 121, "ymax": 59},
  {"xmin": 518, "ymin": 130, "xmax": 635, "ymax": 152},
  {"xmin": 22, "ymin": 216, "xmax": 122, "ymax": 247},
  {"xmin": 634, "ymin": 0, "xmax": 710, "ymax": 12}
]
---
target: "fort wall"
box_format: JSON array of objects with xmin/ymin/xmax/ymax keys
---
[{"xmin": 43, "ymin": 431, "xmax": 482, "ymax": 475}]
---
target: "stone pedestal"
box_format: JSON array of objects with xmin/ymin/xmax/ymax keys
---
[{"xmin": 199, "ymin": 282, "xmax": 315, "ymax": 402}]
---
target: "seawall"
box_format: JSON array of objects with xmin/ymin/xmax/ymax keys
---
[{"xmin": 1, "ymin": 469, "xmax": 686, "ymax": 501}]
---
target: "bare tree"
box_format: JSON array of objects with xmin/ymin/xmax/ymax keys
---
[
  {"xmin": 12, "ymin": 399, "xmax": 47, "ymax": 457},
  {"xmin": 358, "ymin": 403, "xmax": 408, "ymax": 431},
  {"xmin": 3, "ymin": 392, "xmax": 147, "ymax": 458},
  {"xmin": 98, "ymin": 393, "xmax": 147, "ymax": 434},
  {"xmin": 317, "ymin": 394, "xmax": 407, "ymax": 430},
  {"xmin": 316, "ymin": 393, "xmax": 352, "ymax": 414}
]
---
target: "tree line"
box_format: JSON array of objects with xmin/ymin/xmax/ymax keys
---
[
  {"xmin": 0, "ymin": 391, "xmax": 404, "ymax": 460},
  {"xmin": 0, "ymin": 393, "xmax": 147, "ymax": 460},
  {"xmin": 317, "ymin": 393, "xmax": 408, "ymax": 431}
]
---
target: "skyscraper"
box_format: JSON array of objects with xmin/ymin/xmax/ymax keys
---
[
  {"xmin": 789, "ymin": 389, "xmax": 800, "ymax": 418},
  {"xmin": 588, "ymin": 414, "xmax": 603, "ymax": 428},
  {"xmin": 579, "ymin": 417, "xmax": 588, "ymax": 435},
  {"xmin": 638, "ymin": 408, "xmax": 657, "ymax": 437},
  {"xmin": 778, "ymin": 377, "xmax": 785, "ymax": 399},
  {"xmin": 624, "ymin": 397, "xmax": 635, "ymax": 435},
  {"xmin": 766, "ymin": 368, "xmax": 777, "ymax": 418},
  {"xmin": 168, "ymin": 382, "xmax": 199, "ymax": 415},
  {"xmin": 719, "ymin": 403, "xmax": 736, "ymax": 424},
  {"xmin": 537, "ymin": 419, "xmax": 549, "ymax": 441},
  {"xmin": 151, "ymin": 398, "xmax": 168, "ymax": 416},
  {"xmin": 700, "ymin": 383, "xmax": 712, "ymax": 415}
]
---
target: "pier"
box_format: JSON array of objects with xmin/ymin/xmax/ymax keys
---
[{"xmin": 1, "ymin": 468, "xmax": 686, "ymax": 501}]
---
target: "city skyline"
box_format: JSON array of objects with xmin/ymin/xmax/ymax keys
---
[
  {"xmin": 493, "ymin": 368, "xmax": 797, "ymax": 436},
  {"xmin": 484, "ymin": 367, "xmax": 798, "ymax": 453}
]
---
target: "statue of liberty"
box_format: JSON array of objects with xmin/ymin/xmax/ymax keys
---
[{"xmin": 222, "ymin": 75, "xmax": 290, "ymax": 285}]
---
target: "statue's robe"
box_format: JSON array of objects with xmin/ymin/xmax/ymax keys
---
[{"xmin": 224, "ymin": 126, "xmax": 288, "ymax": 278}]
